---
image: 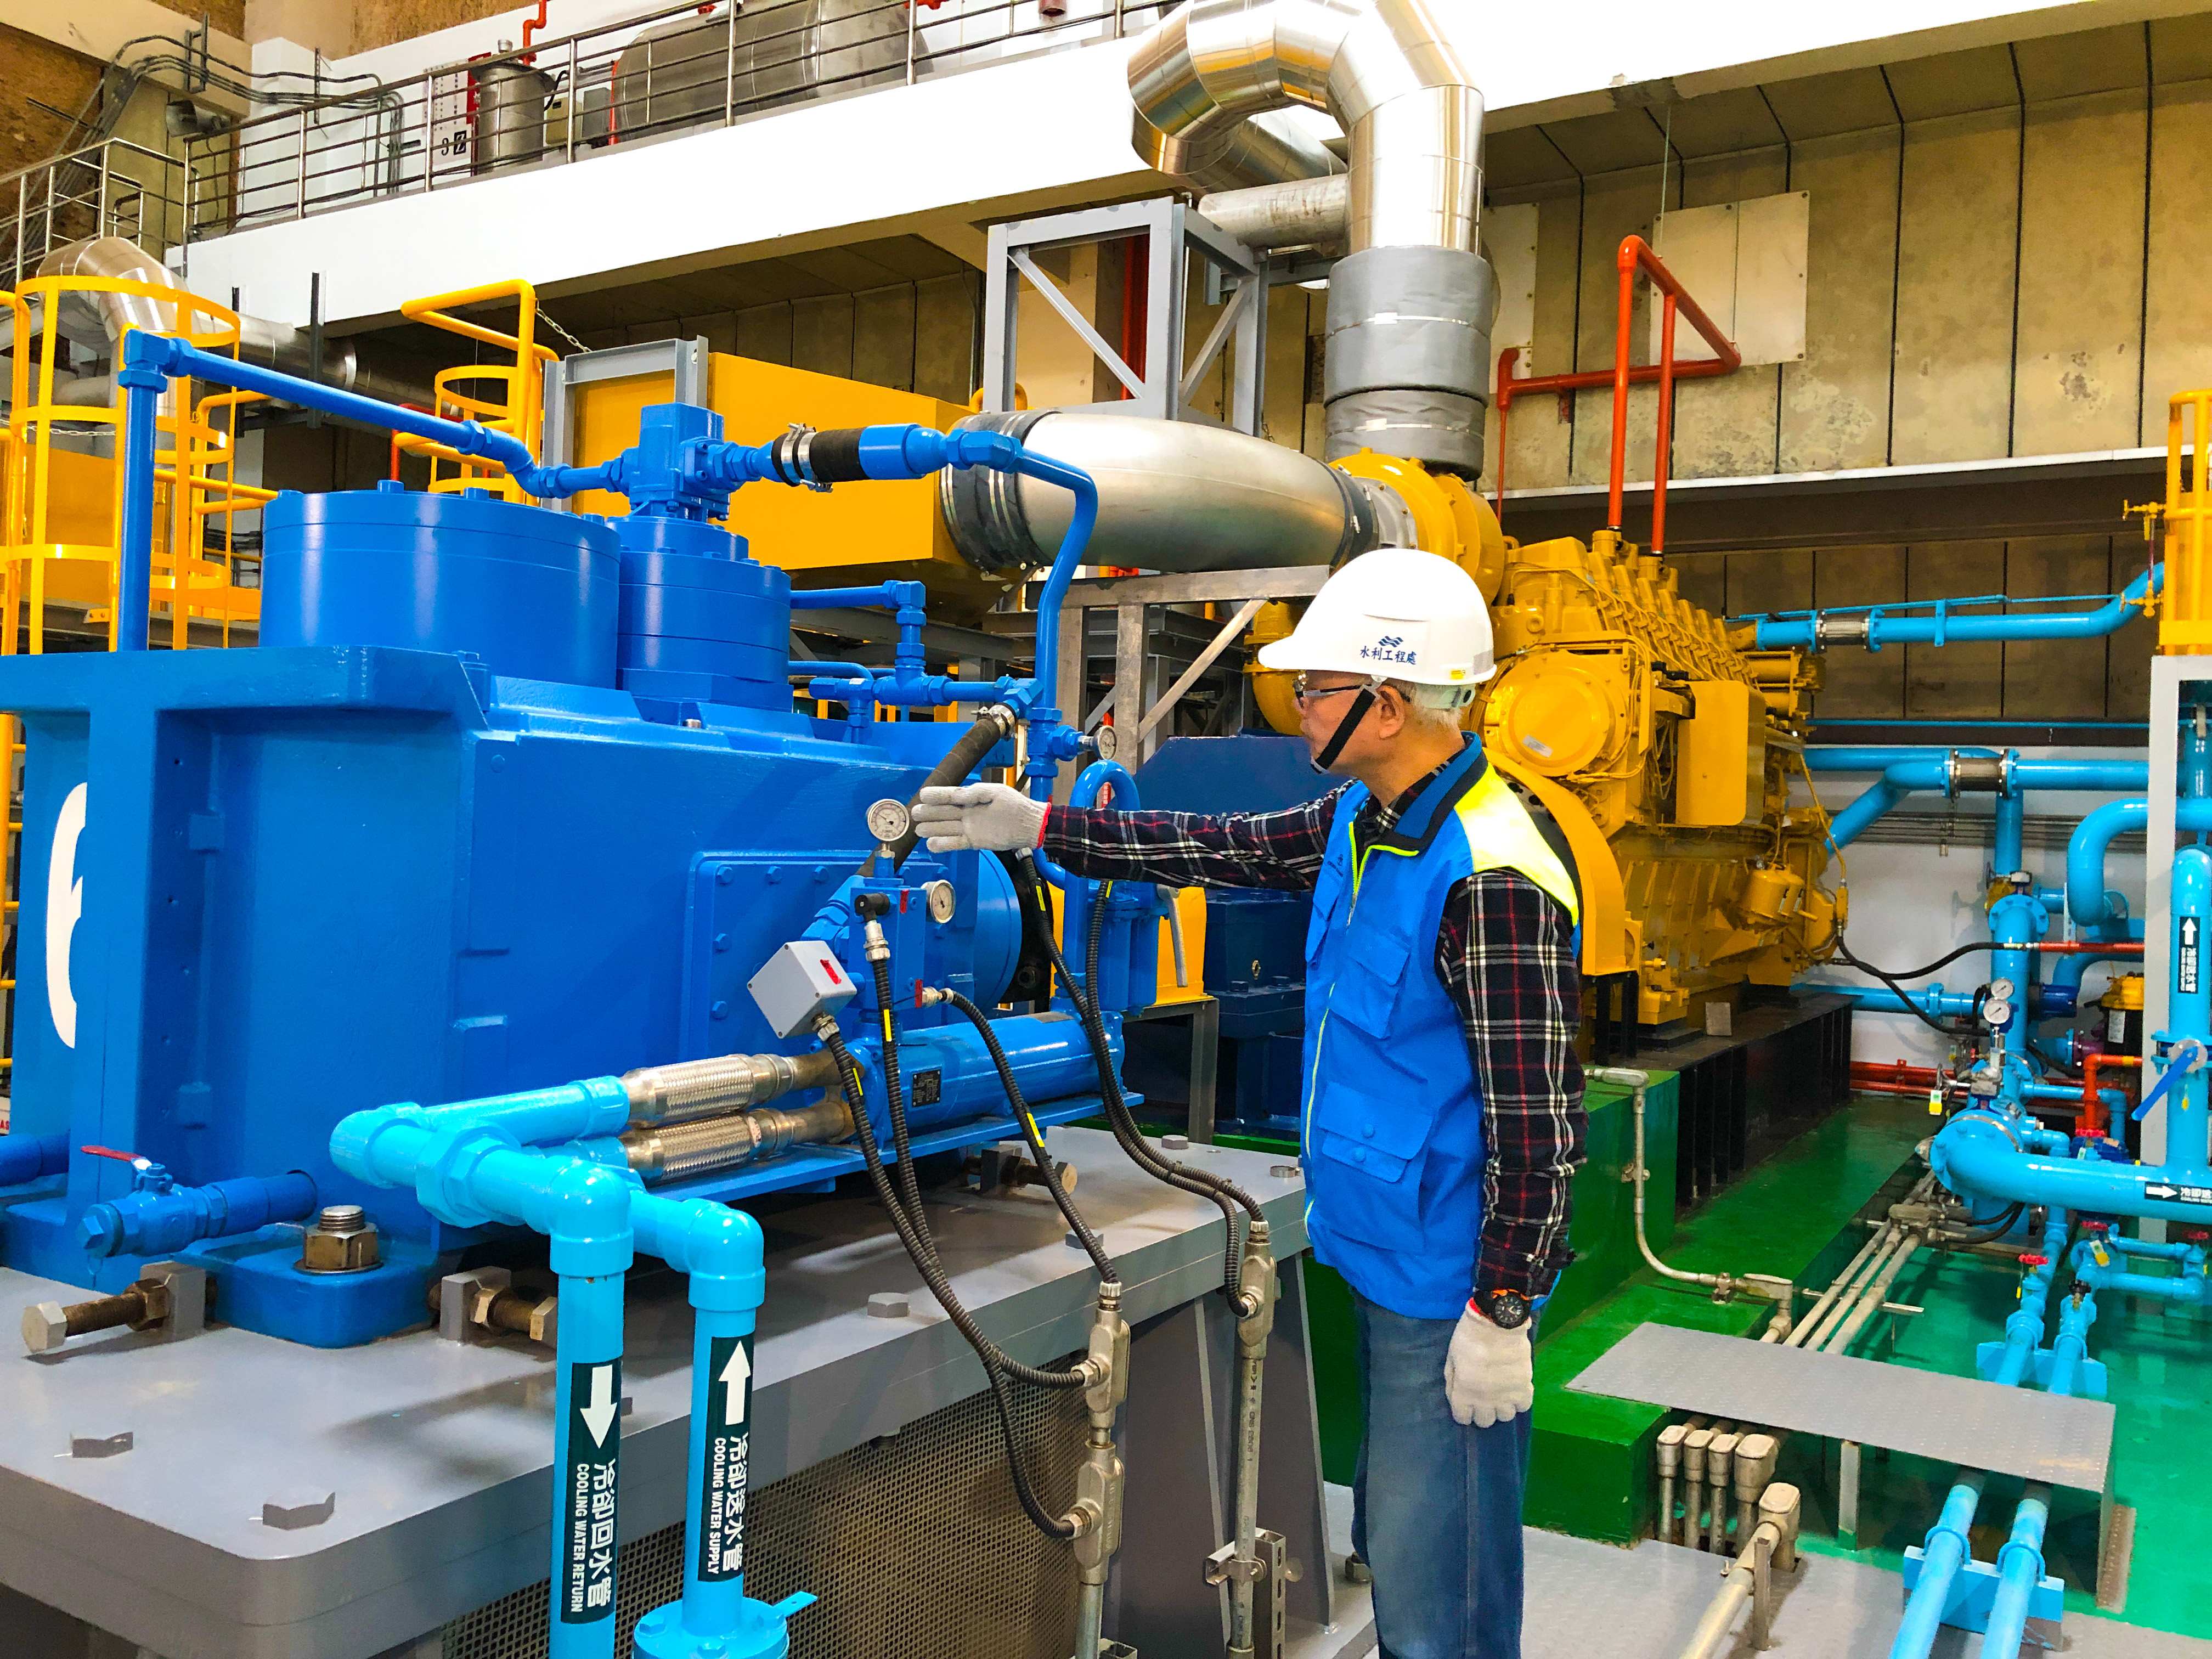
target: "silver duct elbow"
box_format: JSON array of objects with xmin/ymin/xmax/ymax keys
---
[
  {"xmin": 942, "ymin": 409, "xmax": 1411, "ymax": 574},
  {"xmin": 1128, "ymin": 0, "xmax": 1496, "ymax": 476},
  {"xmin": 1198, "ymin": 174, "xmax": 1349, "ymax": 251}
]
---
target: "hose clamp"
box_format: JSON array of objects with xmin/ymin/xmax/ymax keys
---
[{"xmin": 773, "ymin": 424, "xmax": 831, "ymax": 492}]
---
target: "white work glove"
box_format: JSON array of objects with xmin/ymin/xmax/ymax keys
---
[
  {"xmin": 1443, "ymin": 1302, "xmax": 1534, "ymax": 1429},
  {"xmin": 911, "ymin": 782, "xmax": 1049, "ymax": 854}
]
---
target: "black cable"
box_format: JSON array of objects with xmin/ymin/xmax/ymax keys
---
[
  {"xmin": 818, "ymin": 1023, "xmax": 1079, "ymax": 1539},
  {"xmin": 1840, "ymin": 939, "xmax": 2000, "ymax": 982},
  {"xmin": 1830, "ymin": 928, "xmax": 1966, "ymax": 1039},
  {"xmin": 940, "ymin": 988, "xmax": 1120, "ymax": 1285},
  {"xmin": 1023, "ymin": 861, "xmax": 1262, "ymax": 1313}
]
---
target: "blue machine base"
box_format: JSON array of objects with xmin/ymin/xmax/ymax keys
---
[
  {"xmin": 1972, "ymin": 1340, "xmax": 2111, "ymax": 1398},
  {"xmin": 0, "ymin": 1096, "xmax": 1123, "ymax": 1346},
  {"xmin": 633, "ymin": 1592, "xmax": 816, "ymax": 1659},
  {"xmin": 1901, "ymin": 1546, "xmax": 2064, "ymax": 1634}
]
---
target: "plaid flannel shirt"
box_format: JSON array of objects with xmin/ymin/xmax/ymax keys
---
[{"xmin": 1041, "ymin": 760, "xmax": 1585, "ymax": 1301}]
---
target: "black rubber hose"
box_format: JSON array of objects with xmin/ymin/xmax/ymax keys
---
[
  {"xmin": 885, "ymin": 710, "xmax": 1011, "ymax": 871},
  {"xmin": 1022, "ymin": 865, "xmax": 1259, "ymax": 1312},
  {"xmin": 818, "ymin": 1024, "xmax": 1080, "ymax": 1539},
  {"xmin": 1944, "ymin": 1200, "xmax": 2027, "ymax": 1246},
  {"xmin": 1831, "ymin": 928, "xmax": 1965, "ymax": 1040},
  {"xmin": 941, "ymin": 987, "xmax": 1121, "ymax": 1285}
]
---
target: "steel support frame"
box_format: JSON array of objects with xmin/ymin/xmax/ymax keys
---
[
  {"xmin": 537, "ymin": 336, "xmax": 710, "ymax": 511},
  {"xmin": 1051, "ymin": 567, "xmax": 1329, "ymax": 780},
  {"xmin": 981, "ymin": 199, "xmax": 1269, "ymax": 433}
]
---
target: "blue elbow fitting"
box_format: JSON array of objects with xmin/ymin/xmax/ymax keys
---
[
  {"xmin": 633, "ymin": 1193, "xmax": 766, "ymax": 1312},
  {"xmin": 0, "ymin": 1132, "xmax": 68, "ymax": 1187},
  {"xmin": 80, "ymin": 1169, "xmax": 319, "ymax": 1260}
]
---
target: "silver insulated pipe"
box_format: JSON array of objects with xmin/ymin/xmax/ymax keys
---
[
  {"xmin": 1129, "ymin": 0, "xmax": 1495, "ymax": 473},
  {"xmin": 941, "ymin": 408, "xmax": 1415, "ymax": 574}
]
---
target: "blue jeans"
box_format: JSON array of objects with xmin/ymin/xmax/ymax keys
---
[{"xmin": 1351, "ymin": 1291, "xmax": 1532, "ymax": 1659}]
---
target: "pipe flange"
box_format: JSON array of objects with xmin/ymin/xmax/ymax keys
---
[{"xmin": 940, "ymin": 409, "xmax": 1051, "ymax": 572}]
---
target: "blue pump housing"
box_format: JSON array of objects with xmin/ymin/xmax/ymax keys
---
[{"xmin": 0, "ymin": 439, "xmax": 1111, "ymax": 1348}]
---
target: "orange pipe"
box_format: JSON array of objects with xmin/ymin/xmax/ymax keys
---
[
  {"xmin": 1492, "ymin": 237, "xmax": 1737, "ymax": 547},
  {"xmin": 2080, "ymin": 1052, "xmax": 2142, "ymax": 1138}
]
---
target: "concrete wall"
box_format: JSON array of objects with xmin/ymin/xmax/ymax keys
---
[{"xmin": 1495, "ymin": 72, "xmax": 2212, "ymax": 493}]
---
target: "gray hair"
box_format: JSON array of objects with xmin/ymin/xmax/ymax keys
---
[{"xmin": 1387, "ymin": 679, "xmax": 1477, "ymax": 723}]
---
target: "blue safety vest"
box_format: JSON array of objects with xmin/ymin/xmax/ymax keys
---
[{"xmin": 1300, "ymin": 737, "xmax": 1582, "ymax": 1319}]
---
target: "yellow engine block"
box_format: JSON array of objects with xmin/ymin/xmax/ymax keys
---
[{"xmin": 1475, "ymin": 529, "xmax": 1835, "ymax": 1027}]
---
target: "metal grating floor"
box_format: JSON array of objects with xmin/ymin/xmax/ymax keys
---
[{"xmin": 442, "ymin": 1358, "xmax": 1087, "ymax": 1659}]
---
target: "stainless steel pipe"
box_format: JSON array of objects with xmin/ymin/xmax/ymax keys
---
[
  {"xmin": 622, "ymin": 1096, "xmax": 854, "ymax": 1183},
  {"xmin": 623, "ymin": 1048, "xmax": 843, "ymax": 1127}
]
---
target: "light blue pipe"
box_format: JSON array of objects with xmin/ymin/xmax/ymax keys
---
[
  {"xmin": 2020, "ymin": 1080, "xmax": 2127, "ymax": 1113},
  {"xmin": 331, "ymin": 1112, "xmax": 809, "ymax": 1659},
  {"xmin": 1757, "ymin": 565, "xmax": 2162, "ymax": 649},
  {"xmin": 78, "ymin": 1169, "xmax": 319, "ymax": 1260},
  {"xmin": 1981, "ymin": 1489, "xmax": 2054, "ymax": 1659},
  {"xmin": 1889, "ymin": 1474, "xmax": 1987, "ymax": 1659},
  {"xmin": 789, "ymin": 584, "xmax": 913, "ymax": 611},
  {"xmin": 1990, "ymin": 1212, "xmax": 2070, "ymax": 1387},
  {"xmin": 1829, "ymin": 983, "xmax": 1980, "ymax": 1019},
  {"xmin": 1803, "ymin": 747, "xmax": 1997, "ymax": 771},
  {"xmin": 1826, "ymin": 754, "xmax": 2150, "ymax": 850},
  {"xmin": 1932, "ymin": 1111, "xmax": 2212, "ymax": 1224},
  {"xmin": 630, "ymin": 1193, "xmax": 815, "ymax": 1659},
  {"xmin": 1995, "ymin": 794, "xmax": 2026, "ymax": 877}
]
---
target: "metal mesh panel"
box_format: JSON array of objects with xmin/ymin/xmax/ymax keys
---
[{"xmin": 440, "ymin": 1363, "xmax": 1086, "ymax": 1659}]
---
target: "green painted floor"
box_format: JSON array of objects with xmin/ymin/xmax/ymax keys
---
[
  {"xmin": 1527, "ymin": 1091, "xmax": 1929, "ymax": 1542},
  {"xmin": 1534, "ymin": 1090, "xmax": 2212, "ymax": 1643}
]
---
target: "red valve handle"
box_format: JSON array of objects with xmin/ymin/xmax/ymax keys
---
[
  {"xmin": 78, "ymin": 1144, "xmax": 140, "ymax": 1163},
  {"xmin": 2018, "ymin": 1254, "xmax": 2048, "ymax": 1268}
]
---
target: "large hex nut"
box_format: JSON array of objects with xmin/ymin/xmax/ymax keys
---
[
  {"xmin": 523, "ymin": 1294, "xmax": 560, "ymax": 1346},
  {"xmin": 21, "ymin": 1301, "xmax": 69, "ymax": 1355},
  {"xmin": 298, "ymin": 1223, "xmax": 381, "ymax": 1274}
]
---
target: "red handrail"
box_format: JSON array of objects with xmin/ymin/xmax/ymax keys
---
[{"xmin": 1492, "ymin": 235, "xmax": 1740, "ymax": 552}]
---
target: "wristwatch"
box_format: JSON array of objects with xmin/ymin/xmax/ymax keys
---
[{"xmin": 1480, "ymin": 1289, "xmax": 1531, "ymax": 1330}]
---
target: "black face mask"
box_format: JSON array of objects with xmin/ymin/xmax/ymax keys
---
[{"xmin": 1309, "ymin": 682, "xmax": 1381, "ymax": 775}]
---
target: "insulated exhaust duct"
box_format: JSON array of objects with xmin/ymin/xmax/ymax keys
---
[
  {"xmin": 1129, "ymin": 0, "xmax": 1494, "ymax": 475},
  {"xmin": 941, "ymin": 408, "xmax": 1413, "ymax": 574},
  {"xmin": 3, "ymin": 238, "xmax": 438, "ymax": 411}
]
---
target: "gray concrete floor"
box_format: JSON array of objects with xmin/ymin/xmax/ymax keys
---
[{"xmin": 1285, "ymin": 1486, "xmax": 2212, "ymax": 1659}]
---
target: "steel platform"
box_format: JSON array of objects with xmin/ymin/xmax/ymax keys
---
[{"xmin": 0, "ymin": 1130, "xmax": 1340, "ymax": 1659}]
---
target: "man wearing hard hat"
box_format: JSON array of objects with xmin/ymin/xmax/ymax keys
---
[{"xmin": 913, "ymin": 548, "xmax": 1585, "ymax": 1659}]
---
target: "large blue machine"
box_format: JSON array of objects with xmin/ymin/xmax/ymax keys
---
[{"xmin": 0, "ymin": 344, "xmax": 1153, "ymax": 1351}]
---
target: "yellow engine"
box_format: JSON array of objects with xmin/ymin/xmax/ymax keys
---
[
  {"xmin": 1249, "ymin": 462, "xmax": 1837, "ymax": 1031},
  {"xmin": 1476, "ymin": 528, "xmax": 1835, "ymax": 1026}
]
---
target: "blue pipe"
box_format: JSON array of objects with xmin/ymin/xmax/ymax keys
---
[
  {"xmin": 1982, "ymin": 1489, "xmax": 2055, "ymax": 1658},
  {"xmin": 1826, "ymin": 755, "xmax": 2150, "ymax": 850},
  {"xmin": 789, "ymin": 583, "xmax": 915, "ymax": 612},
  {"xmin": 0, "ymin": 1132, "xmax": 68, "ymax": 1187},
  {"xmin": 2072, "ymin": 801, "xmax": 2212, "ymax": 926},
  {"xmin": 1757, "ymin": 565, "xmax": 2163, "ymax": 649},
  {"xmin": 78, "ymin": 1169, "xmax": 319, "ymax": 1259},
  {"xmin": 1932, "ymin": 1111, "xmax": 2212, "ymax": 1224},
  {"xmin": 331, "ymin": 1113, "xmax": 808, "ymax": 1659},
  {"xmin": 115, "ymin": 363, "xmax": 164, "ymax": 650},
  {"xmin": 1889, "ymin": 1474, "xmax": 1987, "ymax": 1659},
  {"xmin": 1805, "ymin": 747, "xmax": 1998, "ymax": 770},
  {"xmin": 1995, "ymin": 794, "xmax": 2026, "ymax": 877}
]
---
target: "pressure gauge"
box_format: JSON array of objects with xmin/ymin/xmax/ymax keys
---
[
  {"xmin": 1982, "ymin": 997, "xmax": 2015, "ymax": 1029},
  {"xmin": 866, "ymin": 798, "xmax": 912, "ymax": 845},
  {"xmin": 1090, "ymin": 724, "xmax": 1120, "ymax": 761},
  {"xmin": 925, "ymin": 880, "xmax": 957, "ymax": 923},
  {"xmin": 1987, "ymin": 977, "xmax": 2017, "ymax": 1003}
]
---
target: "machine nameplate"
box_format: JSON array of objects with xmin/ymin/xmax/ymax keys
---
[
  {"xmin": 699, "ymin": 1334, "xmax": 754, "ymax": 1583},
  {"xmin": 563, "ymin": 1360, "xmax": 622, "ymax": 1623}
]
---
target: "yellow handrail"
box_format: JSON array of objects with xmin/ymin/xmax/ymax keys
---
[
  {"xmin": 397, "ymin": 279, "xmax": 557, "ymax": 499},
  {"xmin": 2162, "ymin": 389, "xmax": 2212, "ymax": 657}
]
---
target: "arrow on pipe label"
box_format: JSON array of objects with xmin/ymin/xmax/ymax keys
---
[
  {"xmin": 561, "ymin": 1360, "xmax": 621, "ymax": 1624},
  {"xmin": 698, "ymin": 1334, "xmax": 755, "ymax": 1584},
  {"xmin": 2183, "ymin": 917, "xmax": 2202, "ymax": 997}
]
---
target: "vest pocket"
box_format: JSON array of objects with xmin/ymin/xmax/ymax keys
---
[
  {"xmin": 1328, "ymin": 924, "xmax": 1410, "ymax": 1036},
  {"xmin": 1309, "ymin": 1074, "xmax": 1437, "ymax": 1238}
]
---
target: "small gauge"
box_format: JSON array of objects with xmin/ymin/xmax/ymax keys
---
[
  {"xmin": 1090, "ymin": 724, "xmax": 1120, "ymax": 761},
  {"xmin": 926, "ymin": 880, "xmax": 957, "ymax": 923},
  {"xmin": 1987, "ymin": 977, "xmax": 2017, "ymax": 1002},
  {"xmin": 1982, "ymin": 997, "xmax": 2015, "ymax": 1029},
  {"xmin": 866, "ymin": 798, "xmax": 912, "ymax": 844}
]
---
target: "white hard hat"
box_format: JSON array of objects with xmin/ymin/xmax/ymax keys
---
[{"xmin": 1255, "ymin": 547, "xmax": 1496, "ymax": 686}]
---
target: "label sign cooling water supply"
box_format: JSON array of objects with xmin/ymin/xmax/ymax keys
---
[
  {"xmin": 698, "ymin": 1334, "xmax": 754, "ymax": 1583},
  {"xmin": 2145, "ymin": 1182, "xmax": 2212, "ymax": 1206},
  {"xmin": 562, "ymin": 1360, "xmax": 622, "ymax": 1624},
  {"xmin": 2182, "ymin": 916, "xmax": 2202, "ymax": 997}
]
